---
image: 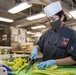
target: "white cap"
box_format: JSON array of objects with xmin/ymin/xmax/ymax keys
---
[{"xmin": 43, "ymin": 1, "xmax": 62, "ymax": 17}]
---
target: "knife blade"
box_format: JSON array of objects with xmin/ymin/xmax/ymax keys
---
[{"xmin": 25, "ymin": 59, "xmax": 35, "ymax": 73}]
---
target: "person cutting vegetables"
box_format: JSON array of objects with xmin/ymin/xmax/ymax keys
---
[{"xmin": 30, "ymin": 1, "xmax": 76, "ymax": 70}]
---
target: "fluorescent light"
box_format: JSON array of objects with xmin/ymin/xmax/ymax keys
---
[
  {"xmin": 32, "ymin": 33, "xmax": 42, "ymax": 37},
  {"xmin": 31, "ymin": 25, "xmax": 46, "ymax": 29},
  {"xmin": 27, "ymin": 31, "xmax": 36, "ymax": 34},
  {"xmin": 27, "ymin": 31, "xmax": 31, "ymax": 34},
  {"xmin": 8, "ymin": 2, "xmax": 32, "ymax": 14},
  {"xmin": 69, "ymin": 10, "xmax": 76, "ymax": 19},
  {"xmin": 34, "ymin": 34, "xmax": 42, "ymax": 37},
  {"xmin": 0, "ymin": 17, "xmax": 14, "ymax": 22},
  {"xmin": 65, "ymin": 12, "xmax": 72, "ymax": 18},
  {"xmin": 26, "ymin": 13, "xmax": 46, "ymax": 20}
]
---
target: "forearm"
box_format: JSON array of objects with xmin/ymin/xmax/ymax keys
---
[{"xmin": 56, "ymin": 57, "xmax": 76, "ymax": 65}]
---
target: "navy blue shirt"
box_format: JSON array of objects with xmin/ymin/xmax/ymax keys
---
[{"xmin": 37, "ymin": 25, "xmax": 76, "ymax": 61}]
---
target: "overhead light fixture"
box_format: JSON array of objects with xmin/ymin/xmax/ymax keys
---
[
  {"xmin": 27, "ymin": 31, "xmax": 36, "ymax": 34},
  {"xmin": 32, "ymin": 33, "xmax": 42, "ymax": 37},
  {"xmin": 8, "ymin": 2, "xmax": 32, "ymax": 14},
  {"xmin": 31, "ymin": 25, "xmax": 46, "ymax": 29},
  {"xmin": 69, "ymin": 10, "xmax": 76, "ymax": 19},
  {"xmin": 0, "ymin": 17, "xmax": 14, "ymax": 22},
  {"xmin": 27, "ymin": 31, "xmax": 32, "ymax": 34},
  {"xmin": 65, "ymin": 12, "xmax": 72, "ymax": 18},
  {"xmin": 33, "ymin": 34, "xmax": 42, "ymax": 37},
  {"xmin": 26, "ymin": 13, "xmax": 46, "ymax": 20}
]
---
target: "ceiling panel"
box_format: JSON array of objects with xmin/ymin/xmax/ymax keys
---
[{"xmin": 0, "ymin": 0, "xmax": 76, "ymax": 32}]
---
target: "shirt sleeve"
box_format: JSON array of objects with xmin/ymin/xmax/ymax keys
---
[
  {"xmin": 36, "ymin": 29, "xmax": 50, "ymax": 53},
  {"xmin": 67, "ymin": 31, "xmax": 76, "ymax": 61},
  {"xmin": 36, "ymin": 34, "xmax": 45, "ymax": 53}
]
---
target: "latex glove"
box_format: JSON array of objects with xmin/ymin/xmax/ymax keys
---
[
  {"xmin": 30, "ymin": 48, "xmax": 38, "ymax": 60},
  {"xmin": 38, "ymin": 60, "xmax": 56, "ymax": 70}
]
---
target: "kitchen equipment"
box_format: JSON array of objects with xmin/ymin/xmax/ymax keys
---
[
  {"xmin": 25, "ymin": 59, "xmax": 35, "ymax": 73},
  {"xmin": 0, "ymin": 67, "xmax": 7, "ymax": 75},
  {"xmin": 0, "ymin": 65, "xmax": 13, "ymax": 75}
]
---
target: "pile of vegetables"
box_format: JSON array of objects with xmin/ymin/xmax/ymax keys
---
[
  {"xmin": 3, "ymin": 57, "xmax": 28, "ymax": 73},
  {"xmin": 0, "ymin": 49, "xmax": 9, "ymax": 54},
  {"xmin": 3, "ymin": 59, "xmax": 76, "ymax": 75},
  {"xmin": 31, "ymin": 64, "xmax": 76, "ymax": 75}
]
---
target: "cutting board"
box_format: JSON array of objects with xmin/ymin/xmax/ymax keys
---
[
  {"xmin": 57, "ymin": 66, "xmax": 76, "ymax": 71},
  {"xmin": 13, "ymin": 66, "xmax": 76, "ymax": 75},
  {"xmin": 15, "ymin": 68, "xmax": 33, "ymax": 75}
]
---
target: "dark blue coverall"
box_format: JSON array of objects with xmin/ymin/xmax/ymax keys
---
[{"xmin": 37, "ymin": 25, "xmax": 76, "ymax": 61}]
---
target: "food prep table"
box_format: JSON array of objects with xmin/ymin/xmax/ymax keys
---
[{"xmin": 12, "ymin": 65, "xmax": 76, "ymax": 75}]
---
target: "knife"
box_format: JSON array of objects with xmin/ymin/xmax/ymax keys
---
[{"xmin": 25, "ymin": 59, "xmax": 35, "ymax": 73}]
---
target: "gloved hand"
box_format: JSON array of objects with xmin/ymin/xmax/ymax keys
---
[
  {"xmin": 30, "ymin": 48, "xmax": 38, "ymax": 60},
  {"xmin": 38, "ymin": 60, "xmax": 56, "ymax": 70}
]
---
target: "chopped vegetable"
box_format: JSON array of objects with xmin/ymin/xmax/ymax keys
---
[{"xmin": 31, "ymin": 64, "xmax": 76, "ymax": 75}]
